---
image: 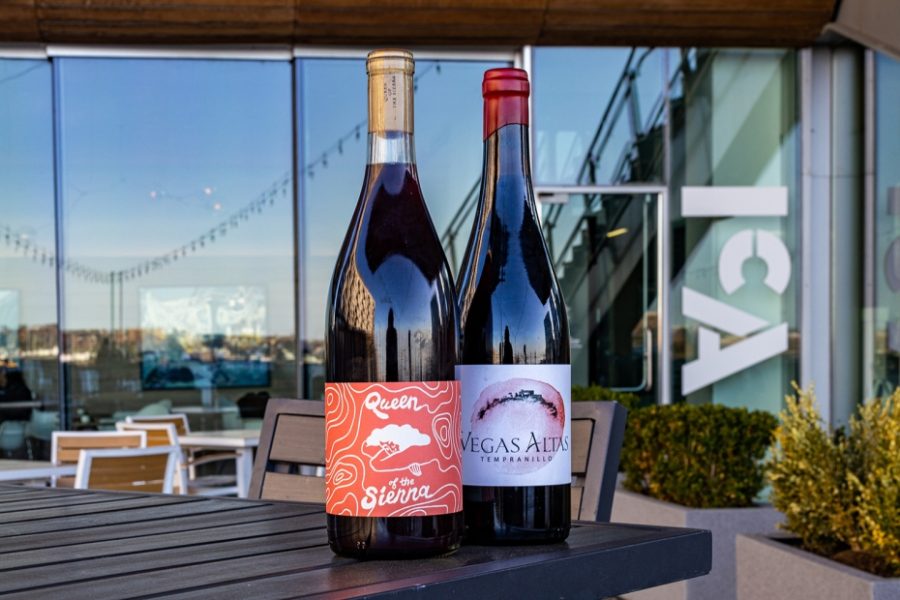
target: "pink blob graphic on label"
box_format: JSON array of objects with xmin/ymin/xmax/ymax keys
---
[{"xmin": 470, "ymin": 378, "xmax": 565, "ymax": 475}]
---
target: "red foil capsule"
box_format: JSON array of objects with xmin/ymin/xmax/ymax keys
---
[{"xmin": 482, "ymin": 68, "xmax": 530, "ymax": 140}]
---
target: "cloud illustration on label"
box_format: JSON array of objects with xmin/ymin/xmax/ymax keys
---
[{"xmin": 365, "ymin": 424, "xmax": 431, "ymax": 457}]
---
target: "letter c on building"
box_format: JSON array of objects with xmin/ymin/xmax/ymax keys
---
[{"xmin": 718, "ymin": 229, "xmax": 791, "ymax": 295}]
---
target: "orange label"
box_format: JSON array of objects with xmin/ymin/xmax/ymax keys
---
[{"xmin": 325, "ymin": 381, "xmax": 462, "ymax": 517}]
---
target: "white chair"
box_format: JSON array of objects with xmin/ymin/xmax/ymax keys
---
[
  {"xmin": 116, "ymin": 422, "xmax": 237, "ymax": 496},
  {"xmin": 126, "ymin": 413, "xmax": 239, "ymax": 481},
  {"xmin": 74, "ymin": 446, "xmax": 179, "ymax": 494},
  {"xmin": 50, "ymin": 430, "xmax": 147, "ymax": 487},
  {"xmin": 126, "ymin": 414, "xmax": 190, "ymax": 436}
]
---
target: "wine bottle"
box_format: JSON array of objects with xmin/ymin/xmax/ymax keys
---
[
  {"xmin": 324, "ymin": 49, "xmax": 464, "ymax": 559},
  {"xmin": 456, "ymin": 68, "xmax": 572, "ymax": 544}
]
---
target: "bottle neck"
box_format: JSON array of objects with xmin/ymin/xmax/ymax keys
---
[
  {"xmin": 488, "ymin": 123, "xmax": 531, "ymax": 176},
  {"xmin": 368, "ymin": 131, "xmax": 416, "ymax": 165},
  {"xmin": 483, "ymin": 123, "xmax": 534, "ymax": 204}
]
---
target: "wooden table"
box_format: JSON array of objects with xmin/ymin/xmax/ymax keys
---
[
  {"xmin": 0, "ymin": 460, "xmax": 77, "ymax": 482},
  {"xmin": 177, "ymin": 429, "xmax": 259, "ymax": 498},
  {"xmin": 0, "ymin": 484, "xmax": 711, "ymax": 599}
]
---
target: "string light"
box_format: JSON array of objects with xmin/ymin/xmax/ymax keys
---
[
  {"xmin": 2, "ymin": 62, "xmax": 444, "ymax": 285},
  {"xmin": 303, "ymin": 62, "xmax": 439, "ymax": 179}
]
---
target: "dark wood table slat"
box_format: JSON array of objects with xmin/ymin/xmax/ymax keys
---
[
  {"xmin": 308, "ymin": 529, "xmax": 710, "ymax": 600},
  {"xmin": 0, "ymin": 493, "xmax": 150, "ymax": 514},
  {"xmin": 2, "ymin": 497, "xmax": 243, "ymax": 536},
  {"xmin": 0, "ymin": 489, "xmax": 98, "ymax": 503},
  {"xmin": 2, "ymin": 547, "xmax": 334, "ymax": 600},
  {"xmin": 0, "ymin": 502, "xmax": 312, "ymax": 553},
  {"xmin": 0, "ymin": 495, "xmax": 195, "ymax": 524},
  {"xmin": 0, "ymin": 513, "xmax": 325, "ymax": 571},
  {"xmin": 0, "ymin": 485, "xmax": 711, "ymax": 600},
  {"xmin": 252, "ymin": 526, "xmax": 704, "ymax": 599},
  {"xmin": 0, "ymin": 530, "xmax": 329, "ymax": 594}
]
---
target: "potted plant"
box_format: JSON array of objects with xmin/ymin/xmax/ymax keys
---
[
  {"xmin": 609, "ymin": 401, "xmax": 780, "ymax": 600},
  {"xmin": 737, "ymin": 387, "xmax": 900, "ymax": 600}
]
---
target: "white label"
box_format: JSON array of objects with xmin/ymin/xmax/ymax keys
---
[{"xmin": 456, "ymin": 364, "xmax": 571, "ymax": 487}]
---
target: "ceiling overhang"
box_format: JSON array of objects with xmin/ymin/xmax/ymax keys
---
[{"xmin": 0, "ymin": 1, "xmax": 838, "ymax": 47}]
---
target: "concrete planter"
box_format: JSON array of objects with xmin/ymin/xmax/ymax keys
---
[
  {"xmin": 736, "ymin": 534, "xmax": 900, "ymax": 600},
  {"xmin": 611, "ymin": 488, "xmax": 782, "ymax": 600}
]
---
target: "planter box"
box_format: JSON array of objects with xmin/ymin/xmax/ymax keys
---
[
  {"xmin": 611, "ymin": 488, "xmax": 782, "ymax": 600},
  {"xmin": 736, "ymin": 534, "xmax": 900, "ymax": 600}
]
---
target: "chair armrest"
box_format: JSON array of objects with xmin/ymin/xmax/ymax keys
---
[{"xmin": 185, "ymin": 451, "xmax": 240, "ymax": 468}]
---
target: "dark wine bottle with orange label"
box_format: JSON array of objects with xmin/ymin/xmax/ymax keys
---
[
  {"xmin": 324, "ymin": 49, "xmax": 463, "ymax": 559},
  {"xmin": 456, "ymin": 68, "xmax": 572, "ymax": 544}
]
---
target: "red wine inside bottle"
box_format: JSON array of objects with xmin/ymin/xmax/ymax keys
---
[
  {"xmin": 325, "ymin": 49, "xmax": 463, "ymax": 559},
  {"xmin": 456, "ymin": 68, "xmax": 571, "ymax": 544}
]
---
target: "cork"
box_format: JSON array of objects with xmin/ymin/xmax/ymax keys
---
[{"xmin": 367, "ymin": 49, "xmax": 415, "ymax": 133}]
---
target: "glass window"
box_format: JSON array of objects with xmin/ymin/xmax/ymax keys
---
[
  {"xmin": 542, "ymin": 192, "xmax": 658, "ymax": 401},
  {"xmin": 669, "ymin": 49, "xmax": 800, "ymax": 413},
  {"xmin": 871, "ymin": 52, "xmax": 900, "ymax": 396},
  {"xmin": 57, "ymin": 58, "xmax": 295, "ymax": 430},
  {"xmin": 0, "ymin": 59, "xmax": 57, "ymax": 459},
  {"xmin": 299, "ymin": 58, "xmax": 507, "ymax": 399},
  {"xmin": 533, "ymin": 47, "xmax": 665, "ymax": 185}
]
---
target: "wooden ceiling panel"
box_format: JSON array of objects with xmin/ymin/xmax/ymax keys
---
[
  {"xmin": 542, "ymin": 0, "xmax": 834, "ymax": 46},
  {"xmin": 0, "ymin": 1, "xmax": 40, "ymax": 42},
  {"xmin": 34, "ymin": 0, "xmax": 294, "ymax": 43},
  {"xmin": 0, "ymin": 0, "xmax": 837, "ymax": 46},
  {"xmin": 295, "ymin": 8, "xmax": 545, "ymax": 45},
  {"xmin": 548, "ymin": 0, "xmax": 832, "ymax": 11},
  {"xmin": 295, "ymin": 1, "xmax": 545, "ymax": 45}
]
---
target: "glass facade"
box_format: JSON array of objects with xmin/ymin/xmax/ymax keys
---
[
  {"xmin": 668, "ymin": 49, "xmax": 800, "ymax": 412},
  {"xmin": 871, "ymin": 52, "xmax": 900, "ymax": 396},
  {"xmin": 0, "ymin": 43, "xmax": 891, "ymax": 456},
  {"xmin": 57, "ymin": 59, "xmax": 295, "ymax": 434},
  {"xmin": 533, "ymin": 47, "xmax": 665, "ymax": 186},
  {"xmin": 543, "ymin": 192, "xmax": 658, "ymax": 396},
  {"xmin": 0, "ymin": 59, "xmax": 57, "ymax": 458}
]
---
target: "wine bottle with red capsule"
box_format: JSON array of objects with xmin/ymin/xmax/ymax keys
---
[
  {"xmin": 456, "ymin": 68, "xmax": 572, "ymax": 544},
  {"xmin": 324, "ymin": 49, "xmax": 464, "ymax": 558}
]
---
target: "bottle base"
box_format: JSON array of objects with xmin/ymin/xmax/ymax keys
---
[
  {"xmin": 327, "ymin": 512, "xmax": 464, "ymax": 560},
  {"xmin": 463, "ymin": 525, "xmax": 570, "ymax": 546},
  {"xmin": 462, "ymin": 484, "xmax": 571, "ymax": 545}
]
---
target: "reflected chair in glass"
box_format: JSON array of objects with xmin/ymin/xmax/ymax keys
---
[
  {"xmin": 0, "ymin": 421, "xmax": 27, "ymax": 458},
  {"xmin": 571, "ymin": 401, "xmax": 628, "ymax": 522},
  {"xmin": 116, "ymin": 422, "xmax": 237, "ymax": 496},
  {"xmin": 74, "ymin": 446, "xmax": 179, "ymax": 494},
  {"xmin": 248, "ymin": 399, "xmax": 324, "ymax": 503},
  {"xmin": 50, "ymin": 430, "xmax": 147, "ymax": 488},
  {"xmin": 25, "ymin": 409, "xmax": 59, "ymax": 459}
]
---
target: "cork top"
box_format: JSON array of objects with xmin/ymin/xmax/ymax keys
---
[
  {"xmin": 366, "ymin": 49, "xmax": 415, "ymax": 75},
  {"xmin": 367, "ymin": 49, "xmax": 415, "ymax": 133}
]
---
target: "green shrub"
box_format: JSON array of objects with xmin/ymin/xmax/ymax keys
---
[
  {"xmin": 621, "ymin": 403, "xmax": 777, "ymax": 508},
  {"xmin": 571, "ymin": 385, "xmax": 642, "ymax": 412},
  {"xmin": 768, "ymin": 386, "xmax": 900, "ymax": 577}
]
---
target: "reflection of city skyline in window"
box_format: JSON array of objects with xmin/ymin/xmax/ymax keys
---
[{"xmin": 139, "ymin": 285, "xmax": 270, "ymax": 390}]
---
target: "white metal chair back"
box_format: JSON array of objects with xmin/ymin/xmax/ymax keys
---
[
  {"xmin": 50, "ymin": 431, "xmax": 147, "ymax": 487},
  {"xmin": 74, "ymin": 446, "xmax": 179, "ymax": 494},
  {"xmin": 116, "ymin": 422, "xmax": 187, "ymax": 493},
  {"xmin": 126, "ymin": 414, "xmax": 191, "ymax": 436},
  {"xmin": 116, "ymin": 422, "xmax": 179, "ymax": 447}
]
